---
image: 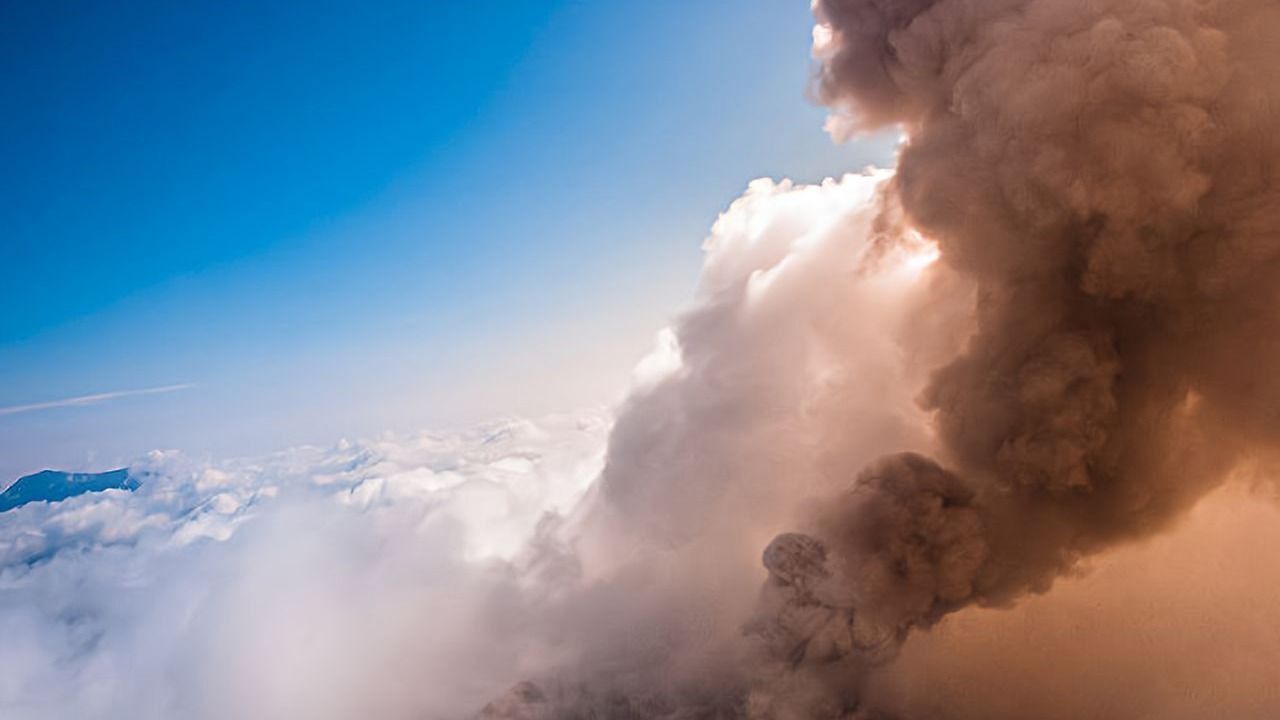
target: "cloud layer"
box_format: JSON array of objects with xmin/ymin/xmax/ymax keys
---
[{"xmin": 0, "ymin": 414, "xmax": 608, "ymax": 719}]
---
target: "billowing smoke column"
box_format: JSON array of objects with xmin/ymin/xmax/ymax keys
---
[
  {"xmin": 487, "ymin": 0, "xmax": 1280, "ymax": 717},
  {"xmin": 738, "ymin": 0, "xmax": 1280, "ymax": 715}
]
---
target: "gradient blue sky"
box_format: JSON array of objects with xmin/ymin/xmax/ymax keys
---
[{"xmin": 1, "ymin": 1, "xmax": 894, "ymax": 481}]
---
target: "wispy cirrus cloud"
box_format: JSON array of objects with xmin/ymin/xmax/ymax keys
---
[{"xmin": 0, "ymin": 384, "xmax": 194, "ymax": 417}]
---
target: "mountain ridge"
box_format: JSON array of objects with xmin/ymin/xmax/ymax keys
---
[{"xmin": 0, "ymin": 468, "xmax": 138, "ymax": 513}]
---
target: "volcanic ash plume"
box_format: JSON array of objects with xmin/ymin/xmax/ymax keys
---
[
  {"xmin": 735, "ymin": 0, "xmax": 1280, "ymax": 714},
  {"xmin": 479, "ymin": 1, "xmax": 1280, "ymax": 716}
]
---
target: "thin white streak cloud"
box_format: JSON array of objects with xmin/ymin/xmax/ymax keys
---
[{"xmin": 0, "ymin": 384, "xmax": 194, "ymax": 417}]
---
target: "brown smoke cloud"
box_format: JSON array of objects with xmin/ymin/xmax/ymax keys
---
[
  {"xmin": 478, "ymin": 0, "xmax": 1280, "ymax": 717},
  {"xmin": 743, "ymin": 0, "xmax": 1280, "ymax": 714}
]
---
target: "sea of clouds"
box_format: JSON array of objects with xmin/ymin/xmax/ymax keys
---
[{"xmin": 0, "ymin": 413, "xmax": 609, "ymax": 719}]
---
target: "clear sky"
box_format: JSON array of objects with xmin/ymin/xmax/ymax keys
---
[{"xmin": 0, "ymin": 0, "xmax": 894, "ymax": 481}]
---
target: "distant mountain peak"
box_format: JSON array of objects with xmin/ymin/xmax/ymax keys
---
[{"xmin": 0, "ymin": 468, "xmax": 138, "ymax": 513}]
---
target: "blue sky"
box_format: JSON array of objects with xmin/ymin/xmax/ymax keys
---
[{"xmin": 0, "ymin": 1, "xmax": 894, "ymax": 481}]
